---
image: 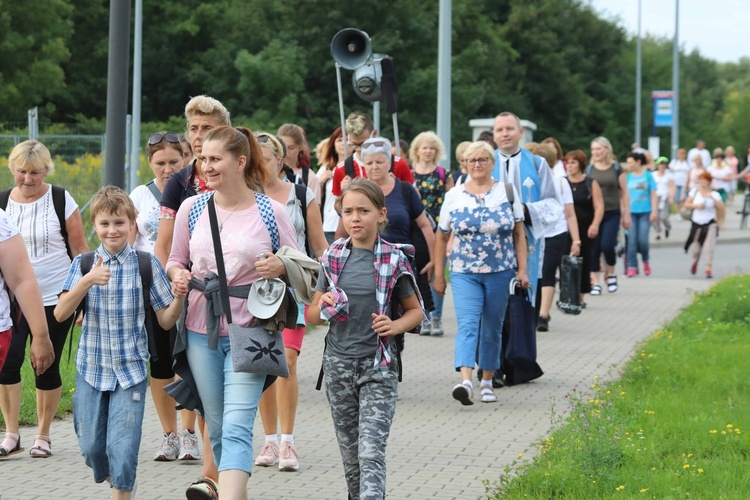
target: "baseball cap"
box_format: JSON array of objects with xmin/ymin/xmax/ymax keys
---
[{"xmin": 656, "ymin": 156, "xmax": 669, "ymax": 164}]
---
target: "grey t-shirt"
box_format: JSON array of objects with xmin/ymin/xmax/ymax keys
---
[{"xmin": 316, "ymin": 247, "xmax": 416, "ymax": 359}]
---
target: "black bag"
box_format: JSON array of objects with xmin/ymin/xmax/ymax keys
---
[
  {"xmin": 503, "ymin": 280, "xmax": 543, "ymax": 386},
  {"xmin": 557, "ymin": 255, "xmax": 583, "ymax": 315}
]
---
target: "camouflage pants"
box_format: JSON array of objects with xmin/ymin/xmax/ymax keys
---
[{"xmin": 324, "ymin": 352, "xmax": 399, "ymax": 500}]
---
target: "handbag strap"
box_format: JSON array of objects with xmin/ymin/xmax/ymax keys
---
[{"xmin": 206, "ymin": 195, "xmax": 234, "ymax": 325}]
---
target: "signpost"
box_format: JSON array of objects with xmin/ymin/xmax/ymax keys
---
[{"xmin": 650, "ymin": 90, "xmax": 675, "ymax": 158}]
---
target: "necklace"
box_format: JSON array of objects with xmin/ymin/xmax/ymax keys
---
[{"xmin": 218, "ymin": 194, "xmax": 246, "ymax": 232}]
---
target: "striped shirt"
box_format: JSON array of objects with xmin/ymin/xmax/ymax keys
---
[{"xmin": 60, "ymin": 244, "xmax": 173, "ymax": 391}]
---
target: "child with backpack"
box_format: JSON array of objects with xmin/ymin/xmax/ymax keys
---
[
  {"xmin": 54, "ymin": 186, "xmax": 185, "ymax": 499},
  {"xmin": 308, "ymin": 178, "xmax": 424, "ymax": 500}
]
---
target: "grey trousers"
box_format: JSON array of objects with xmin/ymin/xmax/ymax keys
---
[{"xmin": 324, "ymin": 352, "xmax": 399, "ymax": 500}]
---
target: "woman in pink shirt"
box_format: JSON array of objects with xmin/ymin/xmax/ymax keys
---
[{"xmin": 167, "ymin": 126, "xmax": 298, "ymax": 499}]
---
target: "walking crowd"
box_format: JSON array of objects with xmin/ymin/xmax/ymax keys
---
[{"xmin": 0, "ymin": 94, "xmax": 742, "ymax": 499}]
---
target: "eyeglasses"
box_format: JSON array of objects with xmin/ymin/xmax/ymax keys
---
[
  {"xmin": 349, "ymin": 139, "xmax": 367, "ymax": 149},
  {"xmin": 148, "ymin": 133, "xmax": 180, "ymax": 146},
  {"xmin": 255, "ymin": 133, "xmax": 281, "ymax": 156},
  {"xmin": 467, "ymin": 157, "xmax": 491, "ymax": 166}
]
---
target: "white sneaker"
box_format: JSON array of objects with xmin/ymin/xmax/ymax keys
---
[
  {"xmin": 153, "ymin": 432, "xmax": 179, "ymax": 461},
  {"xmin": 452, "ymin": 382, "xmax": 474, "ymax": 406},
  {"xmin": 254, "ymin": 441, "xmax": 279, "ymax": 466},
  {"xmin": 480, "ymin": 386, "xmax": 498, "ymax": 403},
  {"xmin": 278, "ymin": 440, "xmax": 300, "ymax": 471},
  {"xmin": 178, "ymin": 429, "xmax": 201, "ymax": 460}
]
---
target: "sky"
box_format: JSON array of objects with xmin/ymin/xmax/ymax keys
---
[{"xmin": 591, "ymin": 0, "xmax": 749, "ymax": 63}]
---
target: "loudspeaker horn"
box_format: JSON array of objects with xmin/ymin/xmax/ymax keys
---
[{"xmin": 331, "ymin": 28, "xmax": 372, "ymax": 70}]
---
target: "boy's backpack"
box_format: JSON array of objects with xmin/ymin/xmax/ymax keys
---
[
  {"xmin": 0, "ymin": 185, "xmax": 72, "ymax": 259},
  {"xmin": 66, "ymin": 251, "xmax": 158, "ymax": 362}
]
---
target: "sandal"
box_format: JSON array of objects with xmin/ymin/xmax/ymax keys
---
[
  {"xmin": 0, "ymin": 432, "xmax": 24, "ymax": 458},
  {"xmin": 606, "ymin": 275, "xmax": 618, "ymax": 293},
  {"xmin": 29, "ymin": 435, "xmax": 52, "ymax": 458},
  {"xmin": 590, "ymin": 285, "xmax": 602, "ymax": 296},
  {"xmin": 186, "ymin": 477, "xmax": 219, "ymax": 500}
]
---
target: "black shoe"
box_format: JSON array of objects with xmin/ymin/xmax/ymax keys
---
[
  {"xmin": 492, "ymin": 370, "xmax": 505, "ymax": 388},
  {"xmin": 537, "ymin": 316, "xmax": 549, "ymax": 332},
  {"xmin": 665, "ymin": 227, "xmax": 670, "ymax": 239}
]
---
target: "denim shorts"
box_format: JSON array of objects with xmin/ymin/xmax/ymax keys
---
[{"xmin": 73, "ymin": 373, "xmax": 146, "ymax": 492}]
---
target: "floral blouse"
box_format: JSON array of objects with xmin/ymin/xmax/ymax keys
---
[
  {"xmin": 414, "ymin": 167, "xmax": 447, "ymax": 223},
  {"xmin": 438, "ymin": 182, "xmax": 524, "ymax": 273}
]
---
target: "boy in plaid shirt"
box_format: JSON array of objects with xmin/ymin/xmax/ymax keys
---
[{"xmin": 54, "ymin": 186, "xmax": 187, "ymax": 499}]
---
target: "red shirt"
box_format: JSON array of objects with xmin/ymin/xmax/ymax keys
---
[{"xmin": 331, "ymin": 155, "xmax": 415, "ymax": 196}]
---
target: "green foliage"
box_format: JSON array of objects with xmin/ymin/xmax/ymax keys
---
[
  {"xmin": 484, "ymin": 275, "xmax": 750, "ymax": 499},
  {"xmin": 1, "ymin": 0, "xmax": 749, "ymax": 168}
]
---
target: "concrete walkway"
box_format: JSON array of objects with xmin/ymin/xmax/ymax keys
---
[{"xmin": 2, "ymin": 203, "xmax": 747, "ymax": 499}]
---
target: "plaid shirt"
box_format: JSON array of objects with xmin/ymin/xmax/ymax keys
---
[
  {"xmin": 320, "ymin": 236, "xmax": 424, "ymax": 369},
  {"xmin": 60, "ymin": 244, "xmax": 173, "ymax": 391}
]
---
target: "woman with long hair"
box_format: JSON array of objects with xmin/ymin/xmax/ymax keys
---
[
  {"xmin": 316, "ymin": 127, "xmax": 344, "ymax": 244},
  {"xmin": 277, "ymin": 123, "xmax": 321, "ymax": 200},
  {"xmin": 166, "ymin": 126, "xmax": 299, "ymax": 499},
  {"xmin": 587, "ymin": 137, "xmax": 630, "ymax": 294}
]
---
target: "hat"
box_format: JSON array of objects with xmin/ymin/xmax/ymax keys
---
[
  {"xmin": 656, "ymin": 156, "xmax": 669, "ymax": 164},
  {"xmin": 247, "ymin": 278, "xmax": 286, "ymax": 319}
]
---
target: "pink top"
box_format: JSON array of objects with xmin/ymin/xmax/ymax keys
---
[{"xmin": 166, "ymin": 195, "xmax": 299, "ymax": 336}]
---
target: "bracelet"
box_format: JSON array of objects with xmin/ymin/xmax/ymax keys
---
[{"xmin": 573, "ymin": 240, "xmax": 581, "ymax": 244}]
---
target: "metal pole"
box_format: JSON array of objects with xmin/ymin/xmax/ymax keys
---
[
  {"xmin": 129, "ymin": 0, "xmax": 143, "ymax": 193},
  {"xmin": 336, "ymin": 63, "xmax": 349, "ymax": 158},
  {"xmin": 392, "ymin": 113, "xmax": 401, "ymax": 157},
  {"xmin": 103, "ymin": 0, "xmax": 131, "ymax": 188},
  {"xmin": 671, "ymin": 0, "xmax": 680, "ymax": 160},
  {"xmin": 28, "ymin": 107, "xmax": 39, "ymax": 140},
  {"xmin": 373, "ymin": 101, "xmax": 380, "ymax": 134},
  {"xmin": 635, "ymin": 0, "xmax": 642, "ymax": 147},
  {"xmin": 436, "ymin": 0, "xmax": 452, "ymax": 168}
]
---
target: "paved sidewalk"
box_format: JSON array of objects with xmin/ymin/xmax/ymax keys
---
[{"xmin": 1, "ymin": 269, "xmax": 715, "ymax": 499}]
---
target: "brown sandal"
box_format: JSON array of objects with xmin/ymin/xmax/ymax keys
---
[
  {"xmin": 29, "ymin": 435, "xmax": 52, "ymax": 458},
  {"xmin": 0, "ymin": 432, "xmax": 24, "ymax": 458}
]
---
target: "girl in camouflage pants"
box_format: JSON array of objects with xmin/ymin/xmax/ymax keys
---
[{"xmin": 309, "ymin": 178, "xmax": 424, "ymax": 499}]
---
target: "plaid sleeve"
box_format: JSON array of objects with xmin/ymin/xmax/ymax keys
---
[
  {"xmin": 148, "ymin": 254, "xmax": 174, "ymax": 311},
  {"xmin": 60, "ymin": 254, "xmax": 84, "ymax": 294}
]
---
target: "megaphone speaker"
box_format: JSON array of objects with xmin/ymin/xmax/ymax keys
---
[{"xmin": 331, "ymin": 28, "xmax": 372, "ymax": 70}]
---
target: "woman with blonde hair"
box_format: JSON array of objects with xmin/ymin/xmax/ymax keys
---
[
  {"xmin": 0, "ymin": 140, "xmax": 88, "ymax": 459},
  {"xmin": 409, "ymin": 131, "xmax": 453, "ymax": 335},
  {"xmin": 586, "ymin": 136, "xmax": 630, "ymax": 295}
]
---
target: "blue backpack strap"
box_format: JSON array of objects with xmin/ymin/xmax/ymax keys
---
[
  {"xmin": 585, "ymin": 164, "xmax": 593, "ymax": 176},
  {"xmin": 188, "ymin": 192, "xmax": 213, "ymax": 236},
  {"xmin": 254, "ymin": 192, "xmax": 280, "ymax": 252}
]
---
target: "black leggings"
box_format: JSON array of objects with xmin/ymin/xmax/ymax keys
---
[
  {"xmin": 0, "ymin": 305, "xmax": 73, "ymax": 390},
  {"xmin": 149, "ymin": 308, "xmax": 177, "ymax": 380},
  {"xmin": 541, "ymin": 233, "xmax": 570, "ymax": 287}
]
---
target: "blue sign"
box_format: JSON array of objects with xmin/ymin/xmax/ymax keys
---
[{"xmin": 652, "ymin": 91, "xmax": 674, "ymax": 128}]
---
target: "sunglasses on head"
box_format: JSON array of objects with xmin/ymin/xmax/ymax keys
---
[
  {"xmin": 255, "ymin": 133, "xmax": 281, "ymax": 156},
  {"xmin": 148, "ymin": 132, "xmax": 180, "ymax": 146},
  {"xmin": 361, "ymin": 140, "xmax": 389, "ymax": 151}
]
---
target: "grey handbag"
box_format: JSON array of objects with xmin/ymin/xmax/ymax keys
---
[{"xmin": 207, "ymin": 194, "xmax": 289, "ymax": 378}]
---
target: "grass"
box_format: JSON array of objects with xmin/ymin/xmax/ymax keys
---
[{"xmin": 485, "ymin": 274, "xmax": 750, "ymax": 499}]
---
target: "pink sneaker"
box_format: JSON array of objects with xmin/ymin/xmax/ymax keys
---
[
  {"xmin": 627, "ymin": 268, "xmax": 637, "ymax": 278},
  {"xmin": 643, "ymin": 262, "xmax": 651, "ymax": 276},
  {"xmin": 254, "ymin": 441, "xmax": 279, "ymax": 466}
]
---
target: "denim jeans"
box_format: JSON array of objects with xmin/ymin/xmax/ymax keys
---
[
  {"xmin": 73, "ymin": 373, "xmax": 146, "ymax": 492},
  {"xmin": 627, "ymin": 212, "xmax": 652, "ymax": 268},
  {"xmin": 430, "ymin": 258, "xmax": 447, "ymax": 318},
  {"xmin": 186, "ymin": 329, "xmax": 265, "ymax": 474},
  {"xmin": 590, "ymin": 209, "xmax": 620, "ymax": 272},
  {"xmin": 450, "ymin": 269, "xmax": 514, "ymax": 371}
]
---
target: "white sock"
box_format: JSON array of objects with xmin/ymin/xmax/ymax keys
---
[
  {"xmin": 461, "ymin": 379, "xmax": 472, "ymax": 387},
  {"xmin": 480, "ymin": 379, "xmax": 492, "ymax": 389},
  {"xmin": 281, "ymin": 434, "xmax": 294, "ymax": 445},
  {"xmin": 265, "ymin": 434, "xmax": 278, "ymax": 444}
]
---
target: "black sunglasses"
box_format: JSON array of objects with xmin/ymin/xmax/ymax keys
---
[{"xmin": 148, "ymin": 132, "xmax": 180, "ymax": 146}]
